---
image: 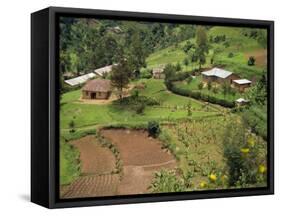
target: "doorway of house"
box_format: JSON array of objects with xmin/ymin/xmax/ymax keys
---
[{"xmin": 91, "ymin": 92, "xmax": 96, "ymax": 99}]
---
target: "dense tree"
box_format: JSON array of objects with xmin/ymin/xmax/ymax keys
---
[
  {"xmin": 195, "ymin": 26, "xmax": 209, "ymax": 70},
  {"xmin": 128, "ymin": 32, "xmax": 147, "ymax": 78},
  {"xmin": 110, "ymin": 59, "xmax": 131, "ymax": 100},
  {"xmin": 257, "ymin": 30, "xmax": 267, "ymax": 49}
]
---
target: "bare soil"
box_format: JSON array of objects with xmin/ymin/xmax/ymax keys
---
[
  {"xmin": 70, "ymin": 135, "xmax": 116, "ymax": 175},
  {"xmin": 245, "ymin": 49, "xmax": 267, "ymax": 67},
  {"xmin": 101, "ymin": 129, "xmax": 177, "ymax": 195},
  {"xmin": 61, "ymin": 130, "xmax": 177, "ymax": 198},
  {"xmin": 60, "ymin": 174, "xmax": 119, "ymax": 198}
]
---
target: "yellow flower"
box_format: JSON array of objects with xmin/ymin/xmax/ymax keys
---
[
  {"xmin": 199, "ymin": 181, "xmax": 207, "ymax": 188},
  {"xmin": 258, "ymin": 165, "xmax": 266, "ymax": 174},
  {"xmin": 209, "ymin": 174, "xmax": 217, "ymax": 182},
  {"xmin": 240, "ymin": 148, "xmax": 250, "ymax": 154},
  {"xmin": 247, "ymin": 137, "xmax": 255, "ymax": 147}
]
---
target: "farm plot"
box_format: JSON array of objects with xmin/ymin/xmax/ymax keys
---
[
  {"xmin": 100, "ymin": 129, "xmax": 177, "ymax": 195},
  {"xmin": 70, "ymin": 135, "xmax": 116, "ymax": 174},
  {"xmin": 60, "ymin": 135, "xmax": 118, "ymax": 198},
  {"xmin": 61, "ymin": 130, "xmax": 177, "ymax": 198}
]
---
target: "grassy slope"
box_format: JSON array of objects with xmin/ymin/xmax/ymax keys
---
[
  {"xmin": 60, "ymin": 79, "xmax": 220, "ymax": 129},
  {"xmin": 60, "ymin": 139, "xmax": 80, "ymax": 185},
  {"xmin": 146, "ymin": 26, "xmax": 267, "ymax": 79},
  {"xmin": 208, "ymin": 26, "xmax": 267, "ymax": 79},
  {"xmin": 174, "ymin": 76, "xmax": 245, "ymax": 102}
]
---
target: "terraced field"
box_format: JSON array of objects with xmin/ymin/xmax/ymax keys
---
[
  {"xmin": 101, "ymin": 129, "xmax": 177, "ymax": 195},
  {"xmin": 60, "ymin": 174, "xmax": 120, "ymax": 198},
  {"xmin": 61, "ymin": 130, "xmax": 177, "ymax": 198}
]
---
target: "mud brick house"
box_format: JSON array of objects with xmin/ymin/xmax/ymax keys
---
[
  {"xmin": 233, "ymin": 79, "xmax": 252, "ymax": 92},
  {"xmin": 201, "ymin": 67, "xmax": 239, "ymax": 84},
  {"xmin": 82, "ymin": 79, "xmax": 112, "ymax": 99},
  {"xmin": 152, "ymin": 66, "xmax": 165, "ymax": 79}
]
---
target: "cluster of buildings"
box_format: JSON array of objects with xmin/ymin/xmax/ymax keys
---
[
  {"xmin": 201, "ymin": 67, "xmax": 252, "ymax": 92},
  {"xmin": 63, "ymin": 65, "xmax": 114, "ymax": 100},
  {"xmin": 63, "ymin": 65, "xmax": 252, "ymax": 105}
]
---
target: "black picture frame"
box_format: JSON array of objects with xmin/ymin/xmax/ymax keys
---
[{"xmin": 31, "ymin": 6, "xmax": 274, "ymax": 209}]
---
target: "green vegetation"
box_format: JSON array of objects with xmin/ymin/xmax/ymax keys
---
[
  {"xmin": 60, "ymin": 79, "xmax": 220, "ymax": 129},
  {"xmin": 223, "ymin": 121, "xmax": 267, "ymax": 187},
  {"xmin": 60, "ymin": 138, "xmax": 80, "ymax": 185},
  {"xmin": 150, "ymin": 170, "xmax": 186, "ymax": 193},
  {"xmin": 59, "ymin": 19, "xmax": 268, "ymax": 194},
  {"xmin": 174, "ymin": 76, "xmax": 242, "ymax": 103},
  {"xmin": 147, "ymin": 121, "xmax": 160, "ymax": 137}
]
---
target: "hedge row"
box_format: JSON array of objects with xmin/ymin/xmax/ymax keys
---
[{"xmin": 166, "ymin": 81, "xmax": 235, "ymax": 108}]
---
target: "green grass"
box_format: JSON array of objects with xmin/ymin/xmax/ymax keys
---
[
  {"xmin": 173, "ymin": 76, "xmax": 245, "ymax": 102},
  {"xmin": 60, "ymin": 79, "xmax": 220, "ymax": 129},
  {"xmin": 136, "ymin": 79, "xmax": 206, "ymax": 108},
  {"xmin": 60, "ymin": 139, "xmax": 80, "ymax": 185},
  {"xmin": 145, "ymin": 26, "xmax": 267, "ymax": 80}
]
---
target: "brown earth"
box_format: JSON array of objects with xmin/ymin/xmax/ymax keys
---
[
  {"xmin": 245, "ymin": 49, "xmax": 267, "ymax": 67},
  {"xmin": 100, "ymin": 129, "xmax": 177, "ymax": 195},
  {"xmin": 61, "ymin": 130, "xmax": 177, "ymax": 198},
  {"xmin": 60, "ymin": 174, "xmax": 119, "ymax": 198},
  {"xmin": 100, "ymin": 129, "xmax": 175, "ymax": 166},
  {"xmin": 70, "ymin": 135, "xmax": 115, "ymax": 175}
]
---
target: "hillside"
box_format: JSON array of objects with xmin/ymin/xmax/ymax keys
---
[{"xmin": 145, "ymin": 26, "xmax": 267, "ymax": 79}]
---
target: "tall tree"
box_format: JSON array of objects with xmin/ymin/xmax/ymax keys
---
[
  {"xmin": 110, "ymin": 59, "xmax": 131, "ymax": 100},
  {"xmin": 195, "ymin": 26, "xmax": 209, "ymax": 70},
  {"xmin": 128, "ymin": 32, "xmax": 147, "ymax": 78}
]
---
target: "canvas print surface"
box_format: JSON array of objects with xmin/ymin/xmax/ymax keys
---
[{"xmin": 59, "ymin": 17, "xmax": 268, "ymax": 199}]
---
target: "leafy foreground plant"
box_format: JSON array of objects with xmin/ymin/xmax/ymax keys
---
[
  {"xmin": 149, "ymin": 170, "xmax": 186, "ymax": 193},
  {"xmin": 222, "ymin": 119, "xmax": 267, "ymax": 188}
]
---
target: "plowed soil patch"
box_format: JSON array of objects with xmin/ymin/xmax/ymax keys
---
[
  {"xmin": 100, "ymin": 129, "xmax": 177, "ymax": 195},
  {"xmin": 60, "ymin": 174, "xmax": 119, "ymax": 198},
  {"xmin": 245, "ymin": 49, "xmax": 267, "ymax": 67},
  {"xmin": 70, "ymin": 135, "xmax": 115, "ymax": 174},
  {"xmin": 100, "ymin": 129, "xmax": 175, "ymax": 166}
]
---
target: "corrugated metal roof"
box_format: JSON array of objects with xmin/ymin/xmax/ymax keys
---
[
  {"xmin": 202, "ymin": 67, "xmax": 233, "ymax": 79},
  {"xmin": 236, "ymin": 98, "xmax": 249, "ymax": 103},
  {"xmin": 94, "ymin": 65, "xmax": 114, "ymax": 76},
  {"xmin": 233, "ymin": 79, "xmax": 252, "ymax": 85},
  {"xmin": 64, "ymin": 72, "xmax": 96, "ymax": 86}
]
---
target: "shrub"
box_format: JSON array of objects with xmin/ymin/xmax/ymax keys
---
[
  {"xmin": 148, "ymin": 121, "xmax": 160, "ymax": 138},
  {"xmin": 183, "ymin": 57, "xmax": 189, "ymax": 66},
  {"xmin": 69, "ymin": 120, "xmax": 75, "ymax": 133},
  {"xmin": 228, "ymin": 52, "xmax": 234, "ymax": 58},
  {"xmin": 248, "ymin": 56, "xmax": 256, "ymax": 66},
  {"xmin": 175, "ymin": 62, "xmax": 182, "ymax": 71},
  {"xmin": 149, "ymin": 170, "xmax": 186, "ymax": 193},
  {"xmin": 222, "ymin": 121, "xmax": 267, "ymax": 187},
  {"xmin": 135, "ymin": 103, "xmax": 145, "ymax": 114},
  {"xmin": 140, "ymin": 68, "xmax": 152, "ymax": 79},
  {"xmin": 198, "ymin": 82, "xmax": 204, "ymax": 90},
  {"xmin": 212, "ymin": 86, "xmax": 219, "ymax": 94},
  {"xmin": 166, "ymin": 81, "xmax": 235, "ymax": 108},
  {"xmin": 186, "ymin": 76, "xmax": 193, "ymax": 84}
]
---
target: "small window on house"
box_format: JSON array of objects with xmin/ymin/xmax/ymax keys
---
[{"xmin": 98, "ymin": 92, "xmax": 101, "ymax": 96}]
